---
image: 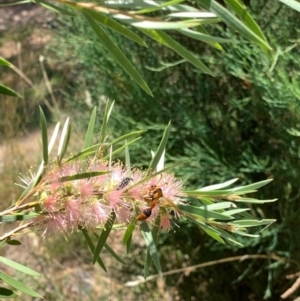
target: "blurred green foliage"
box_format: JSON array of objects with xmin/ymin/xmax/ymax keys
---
[{"xmin": 52, "ymin": 0, "xmax": 300, "ymax": 299}]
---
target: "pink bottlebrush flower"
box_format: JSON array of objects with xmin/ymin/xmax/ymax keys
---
[
  {"xmin": 78, "ymin": 180, "xmax": 94, "ymax": 200},
  {"xmin": 65, "ymin": 198, "xmax": 82, "ymax": 230},
  {"xmin": 36, "ymin": 213, "xmax": 67, "ymax": 236},
  {"xmin": 116, "ymin": 205, "xmax": 132, "ymax": 224},
  {"xmin": 107, "ymin": 190, "xmax": 124, "ymax": 209},
  {"xmin": 26, "ymin": 160, "xmax": 186, "ymax": 236},
  {"xmin": 87, "ymin": 200, "xmax": 110, "ymax": 228},
  {"xmin": 127, "ymin": 169, "xmax": 146, "ymax": 200},
  {"xmin": 160, "ymin": 213, "xmax": 171, "ymax": 230},
  {"xmin": 43, "ymin": 195, "xmax": 58, "ymax": 212}
]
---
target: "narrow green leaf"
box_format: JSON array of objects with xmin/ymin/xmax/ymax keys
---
[
  {"xmin": 214, "ymin": 227, "xmax": 244, "ymax": 246},
  {"xmin": 224, "ymin": 0, "xmax": 268, "ymax": 43},
  {"xmin": 147, "ymin": 121, "xmax": 171, "ymax": 173},
  {"xmin": 48, "ymin": 122, "xmax": 60, "ymax": 155},
  {"xmin": 31, "ymin": 160, "xmax": 45, "ymax": 189},
  {"xmin": 99, "ymin": 101, "xmax": 113, "ymax": 145},
  {"xmin": 0, "ymin": 271, "xmax": 42, "ymax": 298},
  {"xmin": 5, "ymin": 240, "xmax": 21, "ymax": 246},
  {"xmin": 59, "ymin": 171, "xmax": 109, "ymax": 182},
  {"xmin": 0, "ymin": 57, "xmax": 11, "ymax": 67},
  {"xmin": 279, "ymin": 0, "xmax": 300, "ymax": 12},
  {"xmin": 177, "ymin": 28, "xmax": 230, "ymax": 47},
  {"xmin": 57, "ymin": 117, "xmax": 71, "ymax": 164},
  {"xmin": 81, "ymin": 229, "xmax": 107, "ymax": 271},
  {"xmin": 202, "ymin": 227, "xmax": 225, "ymax": 243},
  {"xmin": 0, "ymin": 287, "xmax": 17, "ymax": 298},
  {"xmin": 65, "ymin": 143, "xmax": 100, "ymax": 163},
  {"xmin": 92, "ymin": 212, "xmax": 116, "ymax": 264},
  {"xmin": 178, "ymin": 204, "xmax": 233, "ymax": 220},
  {"xmin": 234, "ymin": 198, "xmax": 277, "ymax": 204},
  {"xmin": 144, "ymin": 214, "xmax": 161, "ymax": 278},
  {"xmin": 146, "ymin": 59, "xmax": 186, "ymax": 72},
  {"xmin": 83, "ymin": 10, "xmax": 152, "ymax": 96},
  {"xmin": 205, "ymin": 202, "xmax": 235, "ymax": 211},
  {"xmin": 222, "ymin": 208, "xmax": 250, "ymax": 216},
  {"xmin": 106, "ymin": 130, "xmax": 146, "ymax": 148},
  {"xmin": 0, "ymin": 213, "xmax": 39, "ymax": 222},
  {"xmin": 102, "ymin": 137, "xmax": 142, "ymax": 160},
  {"xmin": 39, "ymin": 106, "xmax": 48, "ymax": 165},
  {"xmin": 84, "ymin": 107, "xmax": 97, "ymax": 149},
  {"xmin": 122, "ymin": 223, "xmax": 135, "ymax": 254},
  {"xmin": 0, "ymin": 83, "xmax": 21, "ymax": 97},
  {"xmin": 185, "ymin": 189, "xmax": 231, "ymax": 197},
  {"xmin": 35, "ymin": 0, "xmax": 75, "ymax": 16},
  {"xmin": 140, "ymin": 221, "xmax": 162, "ymax": 277},
  {"xmin": 231, "ymin": 179, "xmax": 273, "ymax": 193},
  {"xmin": 136, "ymin": 0, "xmax": 185, "ymax": 14},
  {"xmin": 168, "ymin": 11, "xmax": 217, "ymax": 18},
  {"xmin": 234, "ymin": 231, "xmax": 259, "ymax": 238},
  {"xmin": 0, "ymin": 256, "xmax": 41, "ymax": 277},
  {"xmin": 84, "ymin": 9, "xmax": 147, "ymax": 47},
  {"xmin": 198, "ymin": 178, "xmax": 239, "ymax": 191},
  {"xmin": 196, "ymin": 0, "xmax": 272, "ymax": 57},
  {"xmin": 125, "ymin": 140, "xmax": 131, "ymax": 169},
  {"xmin": 230, "ymin": 219, "xmax": 276, "ymax": 227},
  {"xmin": 104, "ymin": 243, "xmax": 126, "ymax": 265},
  {"xmin": 140, "ymin": 29, "xmax": 213, "ymax": 75},
  {"xmin": 133, "ymin": 20, "xmax": 202, "ymax": 30}
]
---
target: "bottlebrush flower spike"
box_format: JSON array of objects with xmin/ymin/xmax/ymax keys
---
[{"xmin": 28, "ymin": 160, "xmax": 185, "ymax": 236}]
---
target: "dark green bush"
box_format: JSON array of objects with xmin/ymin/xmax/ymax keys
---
[{"xmin": 51, "ymin": 1, "xmax": 300, "ymax": 299}]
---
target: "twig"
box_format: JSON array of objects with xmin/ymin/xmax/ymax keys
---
[
  {"xmin": 281, "ymin": 276, "xmax": 300, "ymax": 299},
  {"xmin": 0, "ymin": 221, "xmax": 33, "ymax": 241},
  {"xmin": 124, "ymin": 254, "xmax": 291, "ymax": 287}
]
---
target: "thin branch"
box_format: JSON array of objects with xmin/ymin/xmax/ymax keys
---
[
  {"xmin": 124, "ymin": 254, "xmax": 293, "ymax": 287},
  {"xmin": 281, "ymin": 276, "xmax": 300, "ymax": 299}
]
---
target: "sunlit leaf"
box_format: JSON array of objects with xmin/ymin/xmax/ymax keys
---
[
  {"xmin": 196, "ymin": 0, "xmax": 272, "ymax": 57},
  {"xmin": 144, "ymin": 214, "xmax": 161, "ymax": 278},
  {"xmin": 230, "ymin": 219, "xmax": 276, "ymax": 227},
  {"xmin": 59, "ymin": 171, "xmax": 110, "ymax": 182},
  {"xmin": 0, "ymin": 271, "xmax": 42, "ymax": 298},
  {"xmin": 279, "ymin": 0, "xmax": 300, "ymax": 13},
  {"xmin": 178, "ymin": 204, "xmax": 233, "ymax": 220},
  {"xmin": 136, "ymin": 0, "xmax": 185, "ymax": 14},
  {"xmin": 224, "ymin": 0, "xmax": 268, "ymax": 44},
  {"xmin": 231, "ymin": 179, "xmax": 273, "ymax": 192},
  {"xmin": 35, "ymin": 0, "xmax": 76, "ymax": 16},
  {"xmin": 84, "ymin": 106, "xmax": 97, "ymax": 149},
  {"xmin": 57, "ymin": 117, "xmax": 71, "ymax": 164},
  {"xmin": 99, "ymin": 100, "xmax": 114, "ymax": 145},
  {"xmin": 84, "ymin": 9, "xmax": 147, "ymax": 47},
  {"xmin": 0, "ymin": 256, "xmax": 41, "ymax": 277},
  {"xmin": 132, "ymin": 20, "xmax": 202, "ymax": 30},
  {"xmin": 140, "ymin": 29, "xmax": 213, "ymax": 75},
  {"xmin": 48, "ymin": 122, "xmax": 60, "ymax": 155},
  {"xmin": 148, "ymin": 121, "xmax": 171, "ymax": 173},
  {"xmin": 140, "ymin": 221, "xmax": 162, "ymax": 277},
  {"xmin": 39, "ymin": 106, "xmax": 48, "ymax": 165},
  {"xmin": 83, "ymin": 10, "xmax": 153, "ymax": 96}
]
